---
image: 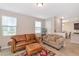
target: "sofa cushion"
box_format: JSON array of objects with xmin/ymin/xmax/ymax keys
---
[
  {"xmin": 56, "ymin": 38, "xmax": 64, "ymax": 44},
  {"xmin": 26, "ymin": 34, "xmax": 31, "ymax": 41},
  {"xmin": 44, "ymin": 35, "xmax": 56, "ymax": 42},
  {"xmin": 50, "ymin": 36, "xmax": 56, "ymax": 42},
  {"xmin": 43, "ymin": 34, "xmax": 64, "ymax": 42},
  {"xmin": 11, "ymin": 34, "xmax": 26, "ymax": 42},
  {"xmin": 30, "ymin": 34, "xmax": 36, "ymax": 40},
  {"xmin": 25, "ymin": 39, "xmax": 37, "ymax": 44},
  {"xmin": 16, "ymin": 39, "xmax": 36, "ymax": 47},
  {"xmin": 16, "ymin": 41, "xmax": 26, "ymax": 46},
  {"xmin": 26, "ymin": 34, "xmax": 36, "ymax": 41}
]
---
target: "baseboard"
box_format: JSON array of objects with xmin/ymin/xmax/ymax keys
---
[{"xmin": 1, "ymin": 46, "xmax": 11, "ymax": 50}]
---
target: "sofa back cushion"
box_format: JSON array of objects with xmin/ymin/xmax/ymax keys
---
[
  {"xmin": 30, "ymin": 34, "xmax": 36, "ymax": 40},
  {"xmin": 25, "ymin": 34, "xmax": 36, "ymax": 41},
  {"xmin": 43, "ymin": 34, "xmax": 63, "ymax": 42},
  {"xmin": 11, "ymin": 34, "xmax": 26, "ymax": 42},
  {"xmin": 25, "ymin": 34, "xmax": 31, "ymax": 41}
]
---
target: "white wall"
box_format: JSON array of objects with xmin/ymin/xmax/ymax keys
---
[
  {"xmin": 62, "ymin": 21, "xmax": 79, "ymax": 33},
  {"xmin": 45, "ymin": 17, "xmax": 55, "ymax": 34},
  {"xmin": 45, "ymin": 18, "xmax": 52, "ymax": 34},
  {"xmin": 0, "ymin": 9, "xmax": 45, "ymax": 49},
  {"xmin": 54, "ymin": 16, "xmax": 62, "ymax": 32},
  {"xmin": 45, "ymin": 16, "xmax": 63, "ymax": 34},
  {"xmin": 62, "ymin": 22, "xmax": 73, "ymax": 32}
]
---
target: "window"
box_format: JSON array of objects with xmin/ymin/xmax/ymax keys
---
[
  {"xmin": 35, "ymin": 21, "xmax": 41, "ymax": 33},
  {"xmin": 2, "ymin": 16, "xmax": 17, "ymax": 36}
]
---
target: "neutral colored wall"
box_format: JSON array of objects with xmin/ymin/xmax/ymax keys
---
[
  {"xmin": 45, "ymin": 16, "xmax": 62, "ymax": 34},
  {"xmin": 45, "ymin": 17, "xmax": 55, "ymax": 34},
  {"xmin": 62, "ymin": 21, "xmax": 79, "ymax": 33},
  {"xmin": 62, "ymin": 22, "xmax": 73, "ymax": 32},
  {"xmin": 45, "ymin": 18, "xmax": 52, "ymax": 34},
  {"xmin": 54, "ymin": 16, "xmax": 62, "ymax": 32},
  {"xmin": 0, "ymin": 9, "xmax": 45, "ymax": 49}
]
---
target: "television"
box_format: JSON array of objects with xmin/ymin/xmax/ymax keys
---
[{"xmin": 74, "ymin": 23, "xmax": 79, "ymax": 30}]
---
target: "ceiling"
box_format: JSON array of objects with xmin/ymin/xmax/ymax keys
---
[{"xmin": 0, "ymin": 3, "xmax": 79, "ymax": 19}]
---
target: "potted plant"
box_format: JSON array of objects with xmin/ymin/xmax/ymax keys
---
[{"xmin": 41, "ymin": 28, "xmax": 47, "ymax": 36}]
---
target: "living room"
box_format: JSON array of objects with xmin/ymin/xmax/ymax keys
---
[{"xmin": 0, "ymin": 2, "xmax": 79, "ymax": 57}]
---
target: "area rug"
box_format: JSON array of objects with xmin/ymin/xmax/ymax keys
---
[{"xmin": 16, "ymin": 48, "xmax": 56, "ymax": 56}]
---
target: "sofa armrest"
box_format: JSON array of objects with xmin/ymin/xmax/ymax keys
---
[
  {"xmin": 12, "ymin": 39, "xmax": 16, "ymax": 44},
  {"xmin": 8, "ymin": 39, "xmax": 12, "ymax": 46},
  {"xmin": 10, "ymin": 39, "xmax": 16, "ymax": 53}
]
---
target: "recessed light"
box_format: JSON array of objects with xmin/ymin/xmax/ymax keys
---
[{"xmin": 36, "ymin": 3, "xmax": 43, "ymax": 7}]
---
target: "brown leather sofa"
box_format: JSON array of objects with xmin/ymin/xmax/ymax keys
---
[{"xmin": 10, "ymin": 34, "xmax": 40, "ymax": 53}]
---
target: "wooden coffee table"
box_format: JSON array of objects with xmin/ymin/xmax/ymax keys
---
[{"xmin": 26, "ymin": 43, "xmax": 43, "ymax": 56}]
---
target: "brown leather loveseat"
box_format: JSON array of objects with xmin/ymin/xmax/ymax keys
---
[{"xmin": 10, "ymin": 34, "xmax": 40, "ymax": 53}]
